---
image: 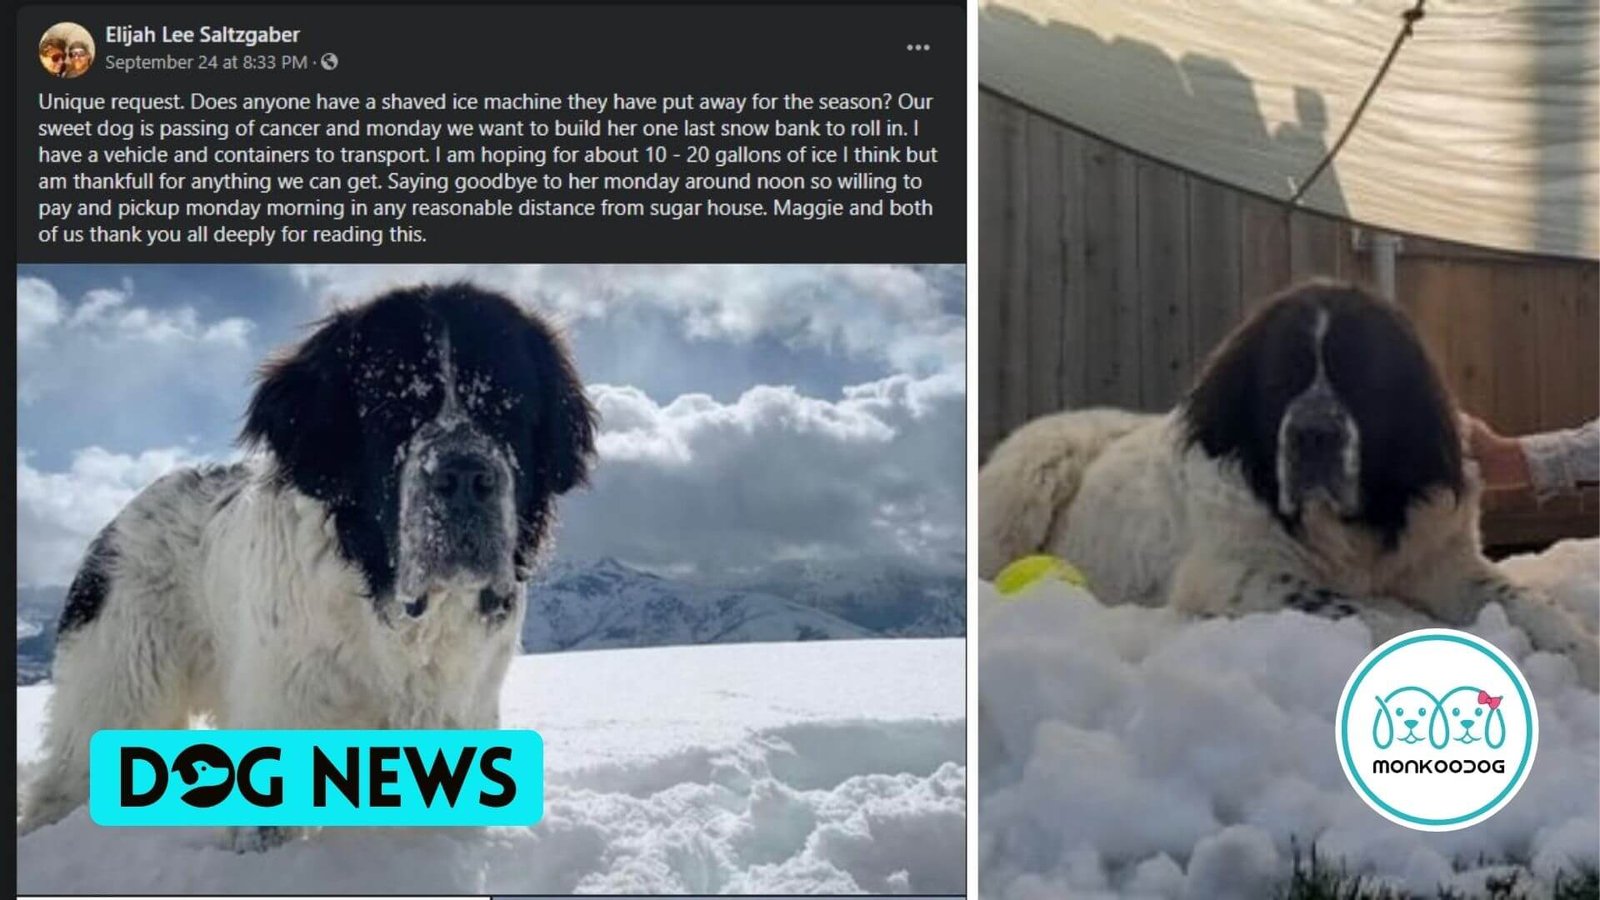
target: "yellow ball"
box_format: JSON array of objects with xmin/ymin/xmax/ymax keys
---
[{"xmin": 994, "ymin": 555, "xmax": 1089, "ymax": 596}]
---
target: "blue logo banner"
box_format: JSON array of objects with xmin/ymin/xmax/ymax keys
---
[{"xmin": 89, "ymin": 729, "xmax": 544, "ymax": 827}]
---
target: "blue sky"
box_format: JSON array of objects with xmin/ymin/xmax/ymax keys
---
[{"xmin": 17, "ymin": 265, "xmax": 965, "ymax": 586}]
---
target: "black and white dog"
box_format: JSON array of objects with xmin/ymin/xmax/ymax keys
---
[
  {"xmin": 20, "ymin": 284, "xmax": 597, "ymax": 847},
  {"xmin": 979, "ymin": 279, "xmax": 1597, "ymax": 686}
]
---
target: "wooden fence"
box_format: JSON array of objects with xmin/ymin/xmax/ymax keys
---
[{"xmin": 979, "ymin": 88, "xmax": 1599, "ymax": 547}]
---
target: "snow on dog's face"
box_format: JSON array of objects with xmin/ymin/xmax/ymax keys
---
[
  {"xmin": 242, "ymin": 284, "xmax": 596, "ymax": 623},
  {"xmin": 1182, "ymin": 279, "xmax": 1461, "ymax": 549}
]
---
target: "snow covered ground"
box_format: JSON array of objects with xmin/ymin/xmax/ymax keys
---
[
  {"xmin": 17, "ymin": 638, "xmax": 966, "ymax": 894},
  {"xmin": 980, "ymin": 540, "xmax": 1600, "ymax": 899}
]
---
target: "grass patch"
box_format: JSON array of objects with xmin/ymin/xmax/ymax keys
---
[
  {"xmin": 1553, "ymin": 867, "xmax": 1599, "ymax": 900},
  {"xmin": 1276, "ymin": 840, "xmax": 1599, "ymax": 900}
]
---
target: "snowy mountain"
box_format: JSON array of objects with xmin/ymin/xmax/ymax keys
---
[
  {"xmin": 524, "ymin": 557, "xmax": 874, "ymax": 651},
  {"xmin": 16, "ymin": 557, "xmax": 963, "ymax": 683},
  {"xmin": 713, "ymin": 556, "xmax": 966, "ymax": 637},
  {"xmin": 17, "ymin": 586, "xmax": 64, "ymax": 685},
  {"xmin": 18, "ymin": 638, "xmax": 966, "ymax": 894}
]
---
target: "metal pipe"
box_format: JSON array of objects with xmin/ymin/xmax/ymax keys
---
[{"xmin": 1371, "ymin": 231, "xmax": 1401, "ymax": 301}]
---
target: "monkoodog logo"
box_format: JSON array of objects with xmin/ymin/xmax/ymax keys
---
[{"xmin": 1335, "ymin": 629, "xmax": 1538, "ymax": 831}]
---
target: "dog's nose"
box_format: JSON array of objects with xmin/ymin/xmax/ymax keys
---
[
  {"xmin": 1403, "ymin": 719, "xmax": 1418, "ymax": 729},
  {"xmin": 1290, "ymin": 418, "xmax": 1344, "ymax": 455},
  {"xmin": 432, "ymin": 454, "xmax": 499, "ymax": 507}
]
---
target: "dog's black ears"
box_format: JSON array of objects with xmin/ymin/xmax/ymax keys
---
[
  {"xmin": 527, "ymin": 319, "xmax": 597, "ymax": 495},
  {"xmin": 240, "ymin": 313, "xmax": 360, "ymax": 502}
]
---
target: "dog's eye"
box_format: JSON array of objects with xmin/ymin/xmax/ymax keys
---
[
  {"xmin": 1474, "ymin": 708, "xmax": 1483, "ymax": 717},
  {"xmin": 1451, "ymin": 708, "xmax": 1460, "ymax": 717}
]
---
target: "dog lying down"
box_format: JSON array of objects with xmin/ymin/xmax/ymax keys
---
[{"xmin": 979, "ymin": 280, "xmax": 1598, "ymax": 687}]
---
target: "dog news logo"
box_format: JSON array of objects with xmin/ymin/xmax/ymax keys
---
[
  {"xmin": 89, "ymin": 730, "xmax": 543, "ymax": 826},
  {"xmin": 1335, "ymin": 629, "xmax": 1537, "ymax": 831}
]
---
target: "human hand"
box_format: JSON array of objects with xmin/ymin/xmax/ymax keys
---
[{"xmin": 1461, "ymin": 414, "xmax": 1532, "ymax": 490}]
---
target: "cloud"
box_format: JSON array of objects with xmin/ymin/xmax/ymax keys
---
[
  {"xmin": 14, "ymin": 375, "xmax": 964, "ymax": 585},
  {"xmin": 17, "ymin": 277, "xmax": 64, "ymax": 343},
  {"xmin": 557, "ymin": 370, "xmax": 965, "ymax": 574},
  {"xmin": 289, "ymin": 264, "xmax": 964, "ymax": 376},
  {"xmin": 18, "ymin": 277, "xmax": 252, "ymax": 352},
  {"xmin": 16, "ymin": 267, "xmax": 967, "ymax": 585},
  {"xmin": 17, "ymin": 446, "xmax": 208, "ymax": 586},
  {"xmin": 17, "ymin": 275, "xmax": 259, "ymax": 460},
  {"xmin": 594, "ymin": 384, "xmax": 897, "ymax": 466},
  {"xmin": 286, "ymin": 265, "xmax": 968, "ymax": 572}
]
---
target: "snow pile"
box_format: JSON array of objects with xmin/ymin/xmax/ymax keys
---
[
  {"xmin": 980, "ymin": 540, "xmax": 1599, "ymax": 899},
  {"xmin": 18, "ymin": 639, "xmax": 965, "ymax": 894}
]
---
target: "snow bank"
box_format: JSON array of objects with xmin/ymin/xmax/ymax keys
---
[
  {"xmin": 17, "ymin": 638, "xmax": 965, "ymax": 894},
  {"xmin": 980, "ymin": 540, "xmax": 1600, "ymax": 899}
]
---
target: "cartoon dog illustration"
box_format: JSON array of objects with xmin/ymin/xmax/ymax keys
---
[
  {"xmin": 1439, "ymin": 686, "xmax": 1506, "ymax": 748},
  {"xmin": 1374, "ymin": 686, "xmax": 1445, "ymax": 749}
]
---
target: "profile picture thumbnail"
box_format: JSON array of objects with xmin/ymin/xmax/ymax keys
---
[{"xmin": 39, "ymin": 22, "xmax": 95, "ymax": 78}]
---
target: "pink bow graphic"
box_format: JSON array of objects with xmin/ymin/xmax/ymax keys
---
[{"xmin": 1477, "ymin": 690, "xmax": 1502, "ymax": 710}]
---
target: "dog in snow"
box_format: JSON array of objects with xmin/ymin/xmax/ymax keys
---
[
  {"xmin": 979, "ymin": 279, "xmax": 1597, "ymax": 687},
  {"xmin": 20, "ymin": 283, "xmax": 597, "ymax": 849}
]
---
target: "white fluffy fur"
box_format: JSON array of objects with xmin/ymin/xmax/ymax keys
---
[
  {"xmin": 18, "ymin": 458, "xmax": 525, "ymax": 844},
  {"xmin": 979, "ymin": 410, "xmax": 1599, "ymax": 687}
]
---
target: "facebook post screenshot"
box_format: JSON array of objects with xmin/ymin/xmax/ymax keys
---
[{"xmin": 15, "ymin": 3, "xmax": 965, "ymax": 895}]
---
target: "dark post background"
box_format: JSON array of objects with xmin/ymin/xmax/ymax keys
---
[{"xmin": 17, "ymin": 3, "xmax": 965, "ymax": 263}]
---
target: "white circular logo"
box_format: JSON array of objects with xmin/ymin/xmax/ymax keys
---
[{"xmin": 1335, "ymin": 628, "xmax": 1538, "ymax": 831}]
